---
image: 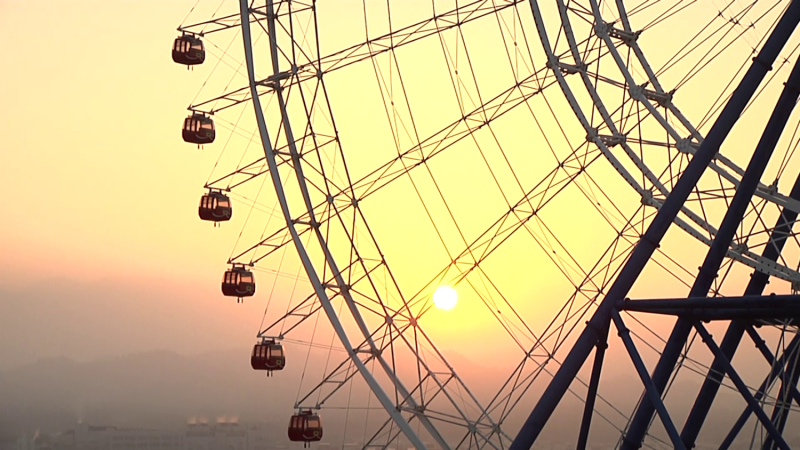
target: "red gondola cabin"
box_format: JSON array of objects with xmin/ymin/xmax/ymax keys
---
[
  {"xmin": 183, "ymin": 113, "xmax": 215, "ymax": 145},
  {"xmin": 172, "ymin": 34, "xmax": 205, "ymax": 66},
  {"xmin": 252, "ymin": 341, "xmax": 285, "ymax": 371},
  {"xmin": 199, "ymin": 191, "xmax": 232, "ymax": 223},
  {"xmin": 288, "ymin": 410, "xmax": 322, "ymax": 445},
  {"xmin": 222, "ymin": 265, "xmax": 255, "ymax": 301}
]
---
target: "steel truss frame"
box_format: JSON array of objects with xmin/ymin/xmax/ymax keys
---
[
  {"xmin": 511, "ymin": 2, "xmax": 800, "ymax": 449},
  {"xmin": 237, "ymin": 1, "xmax": 510, "ymax": 449},
  {"xmin": 178, "ymin": 0, "xmax": 800, "ymax": 448},
  {"xmin": 198, "ymin": 0, "xmax": 800, "ymax": 294},
  {"xmin": 525, "ymin": 0, "xmax": 800, "ymax": 287}
]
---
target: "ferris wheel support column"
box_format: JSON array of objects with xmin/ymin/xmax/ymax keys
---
[
  {"xmin": 623, "ymin": 44, "xmax": 800, "ymax": 450},
  {"xmin": 538, "ymin": 0, "xmax": 800, "ymax": 285},
  {"xmin": 763, "ymin": 347, "xmax": 800, "ymax": 450},
  {"xmin": 692, "ymin": 323, "xmax": 790, "ymax": 450},
  {"xmin": 719, "ymin": 333, "xmax": 800, "ymax": 449},
  {"xmin": 680, "ymin": 171, "xmax": 800, "ymax": 448},
  {"xmin": 237, "ymin": 2, "xmax": 427, "ymax": 449},
  {"xmin": 509, "ymin": 3, "xmax": 800, "ymax": 448},
  {"xmin": 575, "ymin": 322, "xmax": 609, "ymax": 450}
]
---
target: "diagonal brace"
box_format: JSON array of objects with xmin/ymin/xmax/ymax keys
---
[
  {"xmin": 763, "ymin": 339, "xmax": 800, "ymax": 450},
  {"xmin": 623, "ymin": 37, "xmax": 800, "ymax": 450},
  {"xmin": 682, "ymin": 169, "xmax": 800, "ymax": 449},
  {"xmin": 611, "ymin": 310, "xmax": 685, "ymax": 450},
  {"xmin": 746, "ymin": 325, "xmax": 800, "ymax": 406},
  {"xmin": 693, "ymin": 322, "xmax": 790, "ymax": 450},
  {"xmin": 576, "ymin": 318, "xmax": 610, "ymax": 450},
  {"xmin": 719, "ymin": 332, "xmax": 800, "ymax": 450}
]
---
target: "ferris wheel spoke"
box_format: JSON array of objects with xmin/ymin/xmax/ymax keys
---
[
  {"xmin": 527, "ymin": 0, "xmax": 800, "ymax": 295},
  {"xmin": 175, "ymin": 0, "xmax": 800, "ymax": 447},
  {"xmin": 348, "ymin": 78, "xmax": 552, "ymax": 199},
  {"xmin": 297, "ymin": 245, "xmax": 514, "ymax": 447},
  {"xmin": 389, "ymin": 323, "xmax": 512, "ymax": 448},
  {"xmin": 205, "ymin": 43, "xmax": 573, "ymax": 225},
  {"xmin": 236, "ymin": 2, "xmax": 440, "ymax": 447},
  {"xmin": 294, "ymin": 349, "xmax": 374, "ymax": 410},
  {"xmin": 381, "ymin": 138, "xmax": 642, "ymax": 359},
  {"xmin": 362, "ymin": 417, "xmax": 408, "ymax": 450},
  {"xmin": 203, "ymin": 138, "xmax": 321, "ymax": 191},
  {"xmin": 317, "ymin": 268, "xmax": 511, "ymax": 448},
  {"xmin": 255, "ymin": 5, "xmax": 514, "ymax": 447},
  {"xmin": 482, "ymin": 201, "xmax": 686, "ymax": 426},
  {"xmin": 204, "ymin": 156, "xmax": 267, "ymax": 190},
  {"xmin": 290, "ymin": 317, "xmax": 505, "ymax": 450},
  {"xmin": 257, "ymin": 291, "xmax": 322, "ymax": 340},
  {"xmin": 229, "ymin": 67, "xmax": 564, "ymax": 267},
  {"xmin": 597, "ymin": 0, "xmax": 800, "ymax": 214},
  {"xmin": 178, "ymin": 1, "xmax": 310, "ymax": 36},
  {"xmin": 188, "ymin": 0, "xmax": 524, "ymax": 115},
  {"xmin": 340, "ymin": 118, "xmax": 688, "ymax": 388}
]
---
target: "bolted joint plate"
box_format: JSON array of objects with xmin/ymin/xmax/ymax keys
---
[
  {"xmin": 608, "ymin": 26, "xmax": 641, "ymax": 45},
  {"xmin": 599, "ymin": 133, "xmax": 626, "ymax": 147}
]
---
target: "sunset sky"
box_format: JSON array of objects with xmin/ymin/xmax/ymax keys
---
[
  {"xmin": 4, "ymin": 1, "xmax": 800, "ymax": 445},
  {"xmin": 0, "ymin": 0, "xmax": 259, "ymax": 368},
  {"xmin": 0, "ymin": 0, "xmax": 796, "ymax": 355}
]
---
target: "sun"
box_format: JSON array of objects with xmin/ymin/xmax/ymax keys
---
[{"xmin": 432, "ymin": 286, "xmax": 458, "ymax": 311}]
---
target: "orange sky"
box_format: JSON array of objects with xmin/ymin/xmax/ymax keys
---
[
  {"xmin": 0, "ymin": 0, "xmax": 787, "ymax": 288},
  {"xmin": 3, "ymin": 5, "xmax": 800, "ymax": 442},
  {"xmin": 0, "ymin": 1, "xmax": 230, "ymax": 285},
  {"xmin": 0, "ymin": 0, "xmax": 265, "ymax": 369}
]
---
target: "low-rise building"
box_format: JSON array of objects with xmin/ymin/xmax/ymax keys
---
[{"xmin": 20, "ymin": 419, "xmax": 276, "ymax": 450}]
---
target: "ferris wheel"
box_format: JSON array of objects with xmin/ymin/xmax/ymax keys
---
[{"xmin": 173, "ymin": 0, "xmax": 800, "ymax": 448}]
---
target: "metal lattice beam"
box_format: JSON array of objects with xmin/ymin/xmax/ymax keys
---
[{"xmin": 510, "ymin": 3, "xmax": 800, "ymax": 447}]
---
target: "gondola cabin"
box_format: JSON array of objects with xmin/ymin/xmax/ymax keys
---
[
  {"xmin": 251, "ymin": 341, "xmax": 285, "ymax": 371},
  {"xmin": 183, "ymin": 113, "xmax": 215, "ymax": 145},
  {"xmin": 199, "ymin": 191, "xmax": 232, "ymax": 223},
  {"xmin": 221, "ymin": 265, "xmax": 255, "ymax": 301},
  {"xmin": 288, "ymin": 410, "xmax": 322, "ymax": 445},
  {"xmin": 172, "ymin": 34, "xmax": 205, "ymax": 66}
]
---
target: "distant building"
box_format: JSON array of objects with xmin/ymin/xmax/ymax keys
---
[
  {"xmin": 46, "ymin": 424, "xmax": 183, "ymax": 450},
  {"xmin": 185, "ymin": 419, "xmax": 245, "ymax": 450},
  {"xmin": 109, "ymin": 427, "xmax": 182, "ymax": 450},
  {"xmin": 22, "ymin": 419, "xmax": 277, "ymax": 450},
  {"xmin": 12, "ymin": 431, "xmax": 53, "ymax": 450},
  {"xmin": 244, "ymin": 424, "xmax": 271, "ymax": 450}
]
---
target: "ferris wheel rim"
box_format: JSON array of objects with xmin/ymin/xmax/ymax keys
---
[
  {"xmin": 528, "ymin": 0, "xmax": 800, "ymax": 287},
  {"xmin": 178, "ymin": 1, "xmax": 800, "ymax": 448},
  {"xmin": 236, "ymin": 1, "xmax": 512, "ymax": 449},
  {"xmin": 235, "ymin": 1, "xmax": 433, "ymax": 449},
  {"xmin": 253, "ymin": 0, "xmax": 798, "ymax": 444}
]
